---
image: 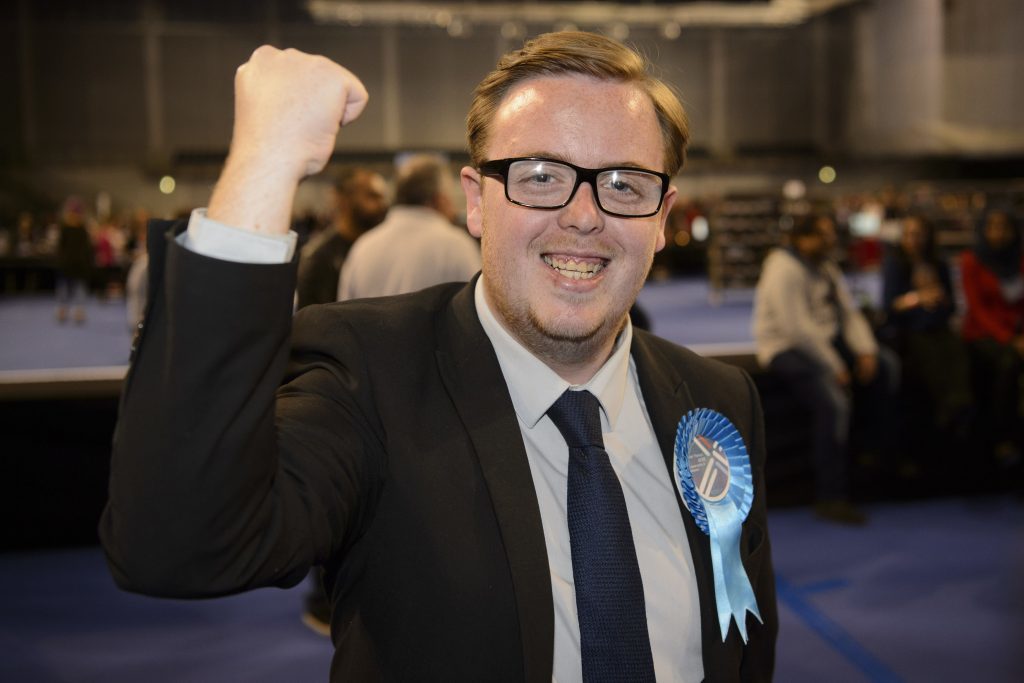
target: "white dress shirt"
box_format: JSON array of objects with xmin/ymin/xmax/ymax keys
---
[{"xmin": 181, "ymin": 210, "xmax": 703, "ymax": 681}]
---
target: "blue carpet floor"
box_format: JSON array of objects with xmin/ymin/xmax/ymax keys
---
[
  {"xmin": 0, "ymin": 294, "xmax": 133, "ymax": 372},
  {"xmin": 2, "ymin": 497, "xmax": 1021, "ymax": 682},
  {"xmin": 1, "ymin": 276, "xmax": 878, "ymax": 371},
  {"xmin": 770, "ymin": 496, "xmax": 1024, "ymax": 682},
  {"xmin": 637, "ymin": 279, "xmax": 757, "ymax": 352}
]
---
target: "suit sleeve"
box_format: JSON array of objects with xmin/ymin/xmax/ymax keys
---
[
  {"xmin": 739, "ymin": 369, "xmax": 779, "ymax": 681},
  {"xmin": 99, "ymin": 221, "xmax": 385, "ymax": 598}
]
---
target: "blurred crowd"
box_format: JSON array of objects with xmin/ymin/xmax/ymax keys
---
[
  {"xmin": 2, "ymin": 179, "xmax": 1021, "ymax": 508},
  {"xmin": 751, "ymin": 202, "xmax": 1022, "ymax": 523},
  {"xmin": 0, "ymin": 196, "xmax": 153, "ymax": 326}
]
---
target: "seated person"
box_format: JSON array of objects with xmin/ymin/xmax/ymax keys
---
[
  {"xmin": 959, "ymin": 208, "xmax": 1024, "ymax": 465},
  {"xmin": 880, "ymin": 213, "xmax": 971, "ymax": 436},
  {"xmin": 753, "ymin": 212, "xmax": 899, "ymax": 524}
]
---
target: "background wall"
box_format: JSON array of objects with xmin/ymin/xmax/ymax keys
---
[{"xmin": 1, "ymin": 0, "xmax": 1022, "ymax": 217}]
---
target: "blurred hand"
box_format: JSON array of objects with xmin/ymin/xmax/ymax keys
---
[
  {"xmin": 835, "ymin": 368, "xmax": 852, "ymax": 387},
  {"xmin": 917, "ymin": 286, "xmax": 945, "ymax": 310},
  {"xmin": 894, "ymin": 292, "xmax": 920, "ymax": 311},
  {"xmin": 855, "ymin": 353, "xmax": 878, "ymax": 384}
]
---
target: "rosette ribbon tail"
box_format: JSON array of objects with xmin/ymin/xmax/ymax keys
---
[{"xmin": 707, "ymin": 502, "xmax": 762, "ymax": 643}]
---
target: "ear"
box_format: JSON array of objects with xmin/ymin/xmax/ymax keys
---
[
  {"xmin": 460, "ymin": 166, "xmax": 484, "ymax": 239},
  {"xmin": 654, "ymin": 184, "xmax": 678, "ymax": 253}
]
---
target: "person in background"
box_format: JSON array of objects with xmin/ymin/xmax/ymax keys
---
[
  {"xmin": 93, "ymin": 214, "xmax": 129, "ymax": 300},
  {"xmin": 959, "ymin": 208, "xmax": 1024, "ymax": 465},
  {"xmin": 125, "ymin": 232, "xmax": 148, "ymax": 333},
  {"xmin": 123, "ymin": 208, "xmax": 151, "ymax": 332},
  {"xmin": 753, "ymin": 212, "xmax": 899, "ymax": 525},
  {"xmin": 295, "ymin": 166, "xmax": 388, "ymax": 309},
  {"xmin": 880, "ymin": 214, "xmax": 972, "ymax": 448},
  {"xmin": 55, "ymin": 197, "xmax": 94, "ymax": 324},
  {"xmin": 337, "ymin": 154, "xmax": 480, "ymax": 301},
  {"xmin": 13, "ymin": 211, "xmax": 42, "ymax": 257}
]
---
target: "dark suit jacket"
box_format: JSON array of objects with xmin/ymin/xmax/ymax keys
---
[
  {"xmin": 296, "ymin": 230, "xmax": 356, "ymax": 310},
  {"xmin": 101, "ymin": 220, "xmax": 777, "ymax": 682}
]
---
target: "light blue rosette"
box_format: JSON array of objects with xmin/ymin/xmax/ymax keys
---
[{"xmin": 674, "ymin": 407, "xmax": 762, "ymax": 642}]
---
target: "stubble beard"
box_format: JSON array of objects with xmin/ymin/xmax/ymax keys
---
[
  {"xmin": 354, "ymin": 209, "xmax": 386, "ymax": 234},
  {"xmin": 502, "ymin": 298, "xmax": 621, "ymax": 370},
  {"xmin": 490, "ymin": 280, "xmax": 636, "ymax": 375},
  {"xmin": 480, "ymin": 213, "xmax": 654, "ymax": 374}
]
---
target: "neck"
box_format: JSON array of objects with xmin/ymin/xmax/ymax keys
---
[
  {"xmin": 334, "ymin": 216, "xmax": 361, "ymax": 241},
  {"xmin": 537, "ymin": 333, "xmax": 619, "ymax": 386}
]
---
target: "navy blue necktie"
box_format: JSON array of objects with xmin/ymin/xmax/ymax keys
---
[{"xmin": 547, "ymin": 389, "xmax": 656, "ymax": 683}]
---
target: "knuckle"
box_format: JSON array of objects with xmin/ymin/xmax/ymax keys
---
[{"xmin": 251, "ymin": 44, "xmax": 276, "ymax": 60}]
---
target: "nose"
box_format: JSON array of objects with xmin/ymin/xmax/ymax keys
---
[{"xmin": 558, "ymin": 180, "xmax": 604, "ymax": 233}]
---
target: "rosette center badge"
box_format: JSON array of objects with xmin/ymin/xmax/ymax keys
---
[{"xmin": 689, "ymin": 435, "xmax": 731, "ymax": 502}]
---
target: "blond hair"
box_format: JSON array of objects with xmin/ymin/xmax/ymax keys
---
[{"xmin": 466, "ymin": 31, "xmax": 689, "ymax": 175}]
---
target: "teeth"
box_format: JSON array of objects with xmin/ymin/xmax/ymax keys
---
[{"xmin": 543, "ymin": 255, "xmax": 605, "ymax": 280}]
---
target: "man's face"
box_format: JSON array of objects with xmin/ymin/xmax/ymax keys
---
[
  {"xmin": 984, "ymin": 212, "xmax": 1013, "ymax": 250},
  {"xmin": 461, "ymin": 74, "xmax": 675, "ymax": 370},
  {"xmin": 815, "ymin": 216, "xmax": 837, "ymax": 252},
  {"xmin": 900, "ymin": 217, "xmax": 926, "ymax": 255},
  {"xmin": 796, "ymin": 217, "xmax": 835, "ymax": 264},
  {"xmin": 344, "ymin": 171, "xmax": 389, "ymax": 233}
]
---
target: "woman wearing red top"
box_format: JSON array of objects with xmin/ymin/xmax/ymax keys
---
[{"xmin": 960, "ymin": 209, "xmax": 1024, "ymax": 463}]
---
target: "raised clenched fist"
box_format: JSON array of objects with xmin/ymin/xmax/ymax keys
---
[
  {"xmin": 209, "ymin": 47, "xmax": 369, "ymax": 235},
  {"xmin": 231, "ymin": 45, "xmax": 369, "ymax": 181}
]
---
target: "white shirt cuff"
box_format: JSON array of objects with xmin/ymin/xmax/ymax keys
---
[{"xmin": 177, "ymin": 208, "xmax": 297, "ymax": 264}]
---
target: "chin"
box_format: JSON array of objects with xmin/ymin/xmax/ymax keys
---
[{"xmin": 530, "ymin": 306, "xmax": 614, "ymax": 344}]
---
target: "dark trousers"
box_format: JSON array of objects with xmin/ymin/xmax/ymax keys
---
[
  {"xmin": 901, "ymin": 329, "xmax": 973, "ymax": 428},
  {"xmin": 769, "ymin": 346, "xmax": 899, "ymax": 500},
  {"xmin": 968, "ymin": 338, "xmax": 1024, "ymax": 449}
]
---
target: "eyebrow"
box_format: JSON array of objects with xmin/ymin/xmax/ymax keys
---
[{"xmin": 514, "ymin": 152, "xmax": 657, "ymax": 170}]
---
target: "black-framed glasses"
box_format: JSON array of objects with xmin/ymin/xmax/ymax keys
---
[{"xmin": 479, "ymin": 157, "xmax": 670, "ymax": 218}]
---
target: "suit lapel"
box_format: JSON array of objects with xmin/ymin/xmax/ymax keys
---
[
  {"xmin": 434, "ymin": 280, "xmax": 554, "ymax": 683},
  {"xmin": 631, "ymin": 332, "xmax": 738, "ymax": 677}
]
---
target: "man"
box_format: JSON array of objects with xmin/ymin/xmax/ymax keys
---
[
  {"xmin": 295, "ymin": 166, "xmax": 388, "ymax": 309},
  {"xmin": 337, "ymin": 154, "xmax": 480, "ymax": 301},
  {"xmin": 102, "ymin": 33, "xmax": 777, "ymax": 681},
  {"xmin": 753, "ymin": 212, "xmax": 897, "ymax": 525}
]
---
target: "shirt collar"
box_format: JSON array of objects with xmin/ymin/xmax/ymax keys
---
[{"xmin": 474, "ymin": 276, "xmax": 632, "ymax": 431}]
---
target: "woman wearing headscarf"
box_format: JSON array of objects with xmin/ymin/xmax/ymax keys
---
[
  {"xmin": 959, "ymin": 208, "xmax": 1024, "ymax": 464},
  {"xmin": 881, "ymin": 214, "xmax": 971, "ymax": 438}
]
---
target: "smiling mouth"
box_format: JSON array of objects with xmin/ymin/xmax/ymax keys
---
[{"xmin": 542, "ymin": 255, "xmax": 607, "ymax": 280}]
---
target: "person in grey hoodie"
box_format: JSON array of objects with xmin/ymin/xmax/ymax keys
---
[{"xmin": 753, "ymin": 212, "xmax": 898, "ymax": 525}]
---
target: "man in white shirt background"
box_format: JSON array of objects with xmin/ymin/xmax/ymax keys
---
[
  {"xmin": 337, "ymin": 154, "xmax": 480, "ymax": 302},
  {"xmin": 753, "ymin": 212, "xmax": 899, "ymax": 526}
]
